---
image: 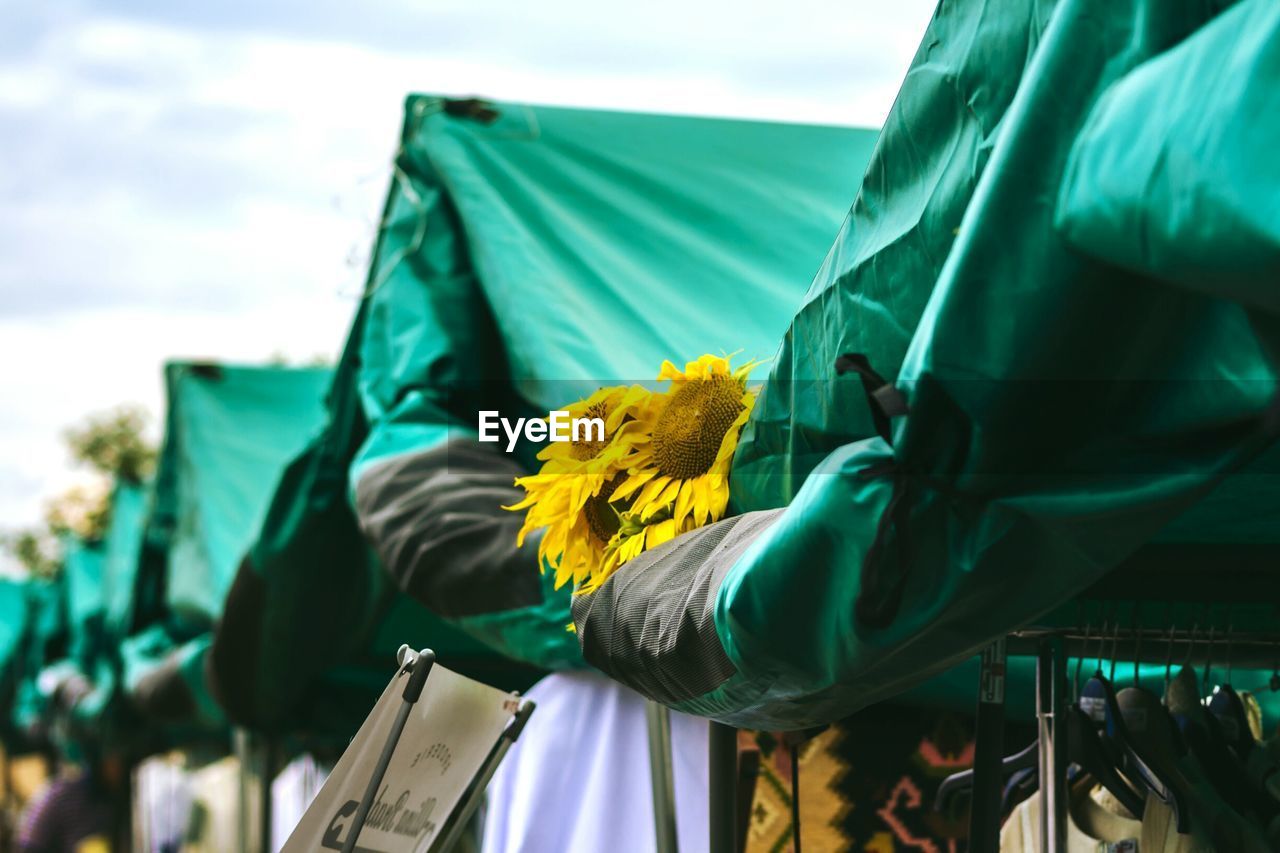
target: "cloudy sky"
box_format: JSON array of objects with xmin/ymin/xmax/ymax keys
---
[{"xmin": 0, "ymin": 0, "xmax": 936, "ymax": 565}]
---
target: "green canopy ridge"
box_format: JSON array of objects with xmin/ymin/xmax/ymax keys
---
[
  {"xmin": 348, "ymin": 95, "xmax": 880, "ymax": 670},
  {"xmin": 146, "ymin": 362, "xmax": 331, "ymax": 628},
  {"xmin": 101, "ymin": 480, "xmax": 148, "ymax": 640},
  {"xmin": 0, "ymin": 579, "xmax": 27, "ymax": 678}
]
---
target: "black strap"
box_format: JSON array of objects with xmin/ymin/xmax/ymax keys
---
[
  {"xmin": 442, "ymin": 98, "xmax": 501, "ymax": 124},
  {"xmin": 790, "ymin": 741, "xmax": 802, "ymax": 853},
  {"xmin": 835, "ymin": 353, "xmax": 908, "ymax": 445},
  {"xmin": 779, "ymin": 726, "xmax": 825, "ymax": 853},
  {"xmin": 835, "ymin": 354, "xmax": 913, "ymax": 628}
]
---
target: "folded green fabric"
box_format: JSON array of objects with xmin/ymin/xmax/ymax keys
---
[
  {"xmin": 349, "ymin": 97, "xmax": 879, "ymax": 670},
  {"xmin": 577, "ymin": 0, "xmax": 1280, "ymax": 729}
]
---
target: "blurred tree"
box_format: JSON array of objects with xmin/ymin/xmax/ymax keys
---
[
  {"xmin": 1, "ymin": 530, "xmax": 60, "ymax": 579},
  {"xmin": 1, "ymin": 405, "xmax": 156, "ymax": 577},
  {"xmin": 44, "ymin": 482, "xmax": 113, "ymax": 541},
  {"xmin": 63, "ymin": 405, "xmax": 156, "ymax": 483}
]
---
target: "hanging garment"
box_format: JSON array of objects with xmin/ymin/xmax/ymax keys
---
[
  {"xmin": 181, "ymin": 757, "xmax": 240, "ymax": 853},
  {"xmin": 1001, "ymin": 777, "xmax": 1145, "ymax": 852},
  {"xmin": 998, "ymin": 776, "xmax": 1228, "ymax": 852},
  {"xmin": 573, "ymin": 0, "xmax": 1280, "ymax": 730},
  {"xmin": 270, "ymin": 755, "xmax": 329, "ymax": 851},
  {"xmin": 132, "ymin": 755, "xmax": 194, "ymax": 853},
  {"xmin": 480, "ymin": 669, "xmax": 709, "ymax": 853},
  {"xmin": 1160, "ymin": 670, "xmax": 1276, "ymax": 851}
]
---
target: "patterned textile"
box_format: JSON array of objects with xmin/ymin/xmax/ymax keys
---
[{"xmin": 743, "ymin": 705, "xmax": 1032, "ymax": 852}]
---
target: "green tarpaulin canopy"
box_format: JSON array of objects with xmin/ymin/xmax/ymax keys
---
[
  {"xmin": 7, "ymin": 483, "xmax": 155, "ymax": 748},
  {"xmin": 8, "ymin": 579, "xmax": 62, "ymax": 739},
  {"xmin": 124, "ymin": 363, "xmax": 331, "ymax": 733},
  {"xmin": 352, "ymin": 97, "xmax": 877, "ymax": 466},
  {"xmin": 348, "ymin": 95, "xmax": 881, "ymax": 670},
  {"xmin": 7, "ymin": 534, "xmax": 114, "ymax": 745},
  {"xmin": 60, "ymin": 535, "xmax": 105, "ymax": 675},
  {"xmin": 146, "ymin": 362, "xmax": 331, "ymax": 629},
  {"xmin": 0, "ymin": 578, "xmax": 32, "ymax": 746},
  {"xmin": 207, "ymin": 344, "xmax": 513, "ymax": 736},
  {"xmin": 100, "ymin": 481, "xmax": 148, "ymax": 640},
  {"xmin": 574, "ymin": 0, "xmax": 1280, "ymax": 729},
  {"xmin": 208, "ymin": 99, "xmax": 884, "ymax": 733},
  {"xmin": 0, "ymin": 579, "xmax": 28, "ymax": 680}
]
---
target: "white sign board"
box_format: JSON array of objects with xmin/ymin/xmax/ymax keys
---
[{"xmin": 283, "ymin": 662, "xmax": 519, "ymax": 853}]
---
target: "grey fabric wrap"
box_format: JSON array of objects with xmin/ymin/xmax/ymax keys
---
[
  {"xmin": 355, "ymin": 440, "xmax": 544, "ymax": 618},
  {"xmin": 130, "ymin": 654, "xmax": 195, "ymax": 722},
  {"xmin": 572, "ymin": 509, "xmax": 785, "ymax": 704}
]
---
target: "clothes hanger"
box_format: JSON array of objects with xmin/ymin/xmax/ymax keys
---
[
  {"xmin": 936, "ymin": 608, "xmax": 1102, "ymax": 812},
  {"xmin": 1206, "ymin": 620, "xmax": 1280, "ymax": 807},
  {"xmin": 1001, "ymin": 765, "xmax": 1039, "ymax": 815},
  {"xmin": 1103, "ymin": 612, "xmax": 1191, "ymax": 833},
  {"xmin": 1170, "ymin": 621, "xmax": 1279, "ymax": 822},
  {"xmin": 936, "ymin": 618, "xmax": 1142, "ymax": 813},
  {"xmin": 1067, "ymin": 616, "xmax": 1146, "ymax": 816},
  {"xmin": 1207, "ymin": 620, "xmax": 1257, "ymax": 754}
]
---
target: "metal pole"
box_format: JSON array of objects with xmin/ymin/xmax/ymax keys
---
[
  {"xmin": 968, "ymin": 638, "xmax": 1007, "ymax": 853},
  {"xmin": 645, "ymin": 700, "xmax": 680, "ymax": 853},
  {"xmin": 1036, "ymin": 637, "xmax": 1067, "ymax": 853},
  {"xmin": 1, "ymin": 744, "xmax": 13, "ymax": 851},
  {"xmin": 1051, "ymin": 637, "xmax": 1068, "ymax": 853},
  {"xmin": 708, "ymin": 722, "xmax": 737, "ymax": 853},
  {"xmin": 341, "ymin": 649, "xmax": 436, "ymax": 853},
  {"xmin": 260, "ymin": 736, "xmax": 278, "ymax": 853},
  {"xmin": 234, "ymin": 727, "xmax": 251, "ymax": 853},
  {"xmin": 432, "ymin": 700, "xmax": 536, "ymax": 853}
]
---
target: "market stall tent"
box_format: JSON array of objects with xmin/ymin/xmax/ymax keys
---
[
  {"xmin": 210, "ymin": 98, "xmax": 883, "ymax": 733},
  {"xmin": 205, "ymin": 349, "xmax": 514, "ymax": 736},
  {"xmin": 7, "ymin": 579, "xmax": 62, "ymax": 741},
  {"xmin": 347, "ymin": 95, "xmax": 880, "ymax": 670},
  {"xmin": 144, "ymin": 362, "xmax": 332, "ymax": 629},
  {"xmin": 4, "ymin": 482, "xmax": 154, "ymax": 748},
  {"xmin": 126, "ymin": 362, "xmax": 331, "ymax": 730},
  {"xmin": 0, "ymin": 578, "xmax": 32, "ymax": 747},
  {"xmin": 573, "ymin": 0, "xmax": 1280, "ymax": 729}
]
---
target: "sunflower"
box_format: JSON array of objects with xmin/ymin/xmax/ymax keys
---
[
  {"xmin": 505, "ymin": 385, "xmax": 657, "ymax": 589},
  {"xmin": 594, "ymin": 354, "xmax": 760, "ymax": 589}
]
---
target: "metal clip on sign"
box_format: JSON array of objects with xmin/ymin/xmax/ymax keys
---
[
  {"xmin": 340, "ymin": 647, "xmax": 437, "ymax": 853},
  {"xmin": 339, "ymin": 646, "xmax": 537, "ymax": 853}
]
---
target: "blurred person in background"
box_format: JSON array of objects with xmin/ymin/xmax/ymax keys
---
[
  {"xmin": 16, "ymin": 741, "xmax": 124, "ymax": 853},
  {"xmin": 17, "ymin": 677, "xmax": 127, "ymax": 853}
]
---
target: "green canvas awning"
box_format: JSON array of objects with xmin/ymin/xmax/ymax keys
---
[
  {"xmin": 60, "ymin": 535, "xmax": 105, "ymax": 673},
  {"xmin": 8, "ymin": 579, "xmax": 62, "ymax": 739},
  {"xmin": 145, "ymin": 362, "xmax": 331, "ymax": 628},
  {"xmin": 208, "ymin": 99, "xmax": 881, "ymax": 734},
  {"xmin": 0, "ymin": 578, "xmax": 31, "ymax": 746},
  {"xmin": 206, "ymin": 347, "xmax": 510, "ymax": 736},
  {"xmin": 100, "ymin": 481, "xmax": 148, "ymax": 640},
  {"xmin": 347, "ymin": 96, "xmax": 881, "ymax": 670},
  {"xmin": 9, "ymin": 535, "xmax": 114, "ymax": 745},
  {"xmin": 574, "ymin": 0, "xmax": 1280, "ymax": 729},
  {"xmin": 0, "ymin": 579, "xmax": 27, "ymax": 679},
  {"xmin": 118, "ymin": 363, "xmax": 331, "ymax": 734}
]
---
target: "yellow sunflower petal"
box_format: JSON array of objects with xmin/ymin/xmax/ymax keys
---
[{"xmin": 611, "ymin": 466, "xmax": 658, "ymax": 501}]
